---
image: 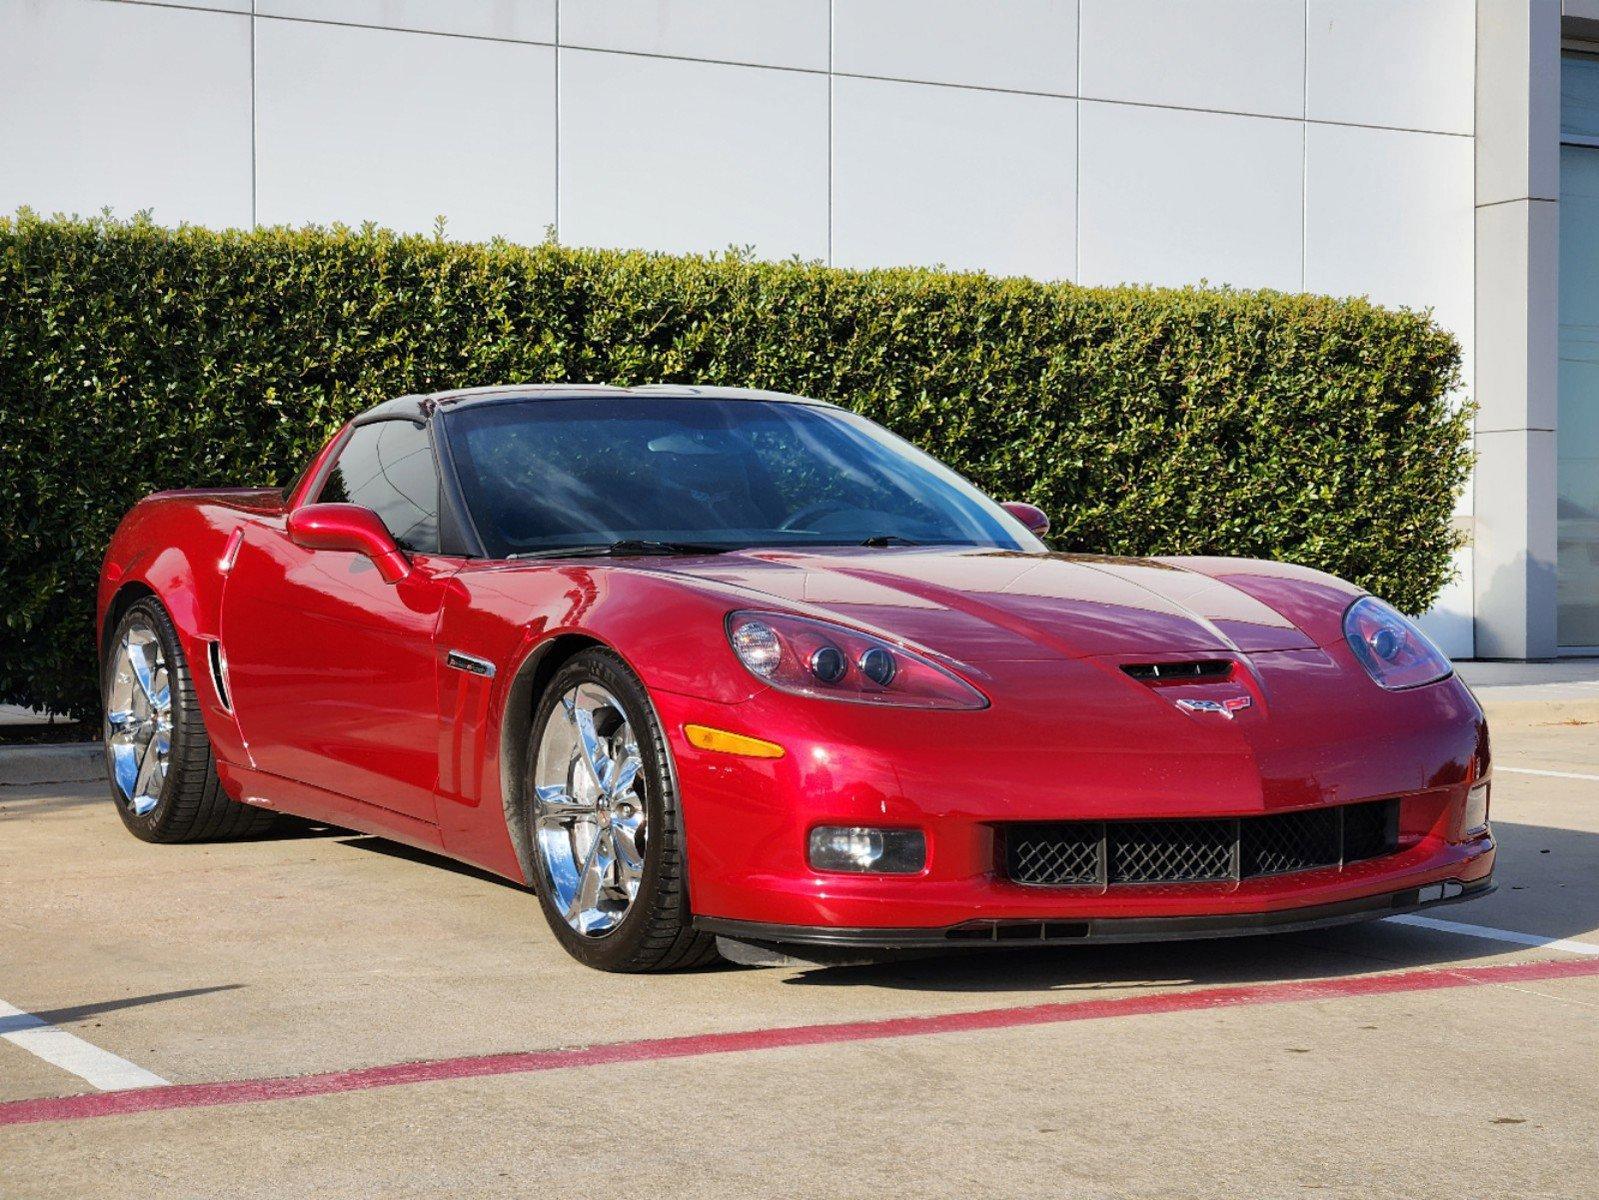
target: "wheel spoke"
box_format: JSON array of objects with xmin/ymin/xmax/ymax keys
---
[
  {"xmin": 564, "ymin": 833, "xmax": 606, "ymax": 923},
  {"xmin": 126, "ymin": 638, "xmax": 159, "ymax": 707},
  {"xmin": 110, "ymin": 739, "xmax": 140, "ymax": 800},
  {"xmin": 149, "ymin": 665, "xmax": 171, "ymax": 714},
  {"xmin": 611, "ymin": 821, "xmax": 644, "ymax": 882},
  {"xmin": 577, "ymin": 719, "xmax": 611, "ymax": 790},
  {"xmin": 535, "ymin": 783, "xmax": 595, "ymax": 815},
  {"xmin": 130, "ymin": 738, "xmax": 163, "ymax": 815},
  {"xmin": 564, "ymin": 695, "xmax": 610, "ymax": 791},
  {"xmin": 609, "ymin": 752, "xmax": 642, "ymax": 797}
]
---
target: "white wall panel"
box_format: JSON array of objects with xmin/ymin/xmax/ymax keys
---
[
  {"xmin": 120, "ymin": 1, "xmax": 250, "ymax": 11},
  {"xmin": 0, "ymin": 0, "xmax": 252, "ymax": 228},
  {"xmin": 559, "ymin": 50, "xmax": 828, "ymax": 259},
  {"xmin": 1418, "ymin": 547, "xmax": 1475, "ymax": 660},
  {"xmin": 256, "ymin": 1, "xmax": 554, "ymax": 43},
  {"xmin": 1079, "ymin": 0, "xmax": 1304, "ymax": 119},
  {"xmin": 1307, "ymin": 0, "xmax": 1474, "ymax": 135},
  {"xmin": 560, "ymin": 0, "xmax": 827, "ymax": 70},
  {"xmin": 255, "ymin": 21, "xmax": 555, "ymax": 242},
  {"xmin": 831, "ymin": 78, "xmax": 1074, "ymax": 279},
  {"xmin": 1078, "ymin": 103, "xmax": 1303, "ymax": 291},
  {"xmin": 832, "ymin": 0, "xmax": 1077, "ymax": 94},
  {"xmin": 1304, "ymin": 124, "xmax": 1474, "ymax": 375},
  {"xmin": 1305, "ymin": 122, "xmax": 1474, "ymax": 655}
]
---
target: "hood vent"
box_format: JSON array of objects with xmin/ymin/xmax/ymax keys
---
[{"xmin": 1120, "ymin": 660, "xmax": 1233, "ymax": 683}]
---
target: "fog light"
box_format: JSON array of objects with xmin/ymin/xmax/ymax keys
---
[
  {"xmin": 1461, "ymin": 780, "xmax": 1491, "ymax": 837},
  {"xmin": 807, "ymin": 826, "xmax": 926, "ymax": 874}
]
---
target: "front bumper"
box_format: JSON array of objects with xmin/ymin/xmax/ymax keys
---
[
  {"xmin": 652, "ymin": 661, "xmax": 1494, "ymax": 933},
  {"xmin": 697, "ymin": 876, "xmax": 1496, "ymax": 949}
]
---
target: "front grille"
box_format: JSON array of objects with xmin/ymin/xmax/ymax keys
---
[
  {"xmin": 1112, "ymin": 819, "xmax": 1234, "ymax": 883},
  {"xmin": 1003, "ymin": 799, "xmax": 1399, "ymax": 887}
]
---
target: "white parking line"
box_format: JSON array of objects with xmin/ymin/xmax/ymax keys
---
[
  {"xmin": 0, "ymin": 999, "xmax": 168, "ymax": 1091},
  {"xmin": 1498, "ymin": 766, "xmax": 1599, "ymax": 782},
  {"xmin": 1386, "ymin": 915, "xmax": 1599, "ymax": 957}
]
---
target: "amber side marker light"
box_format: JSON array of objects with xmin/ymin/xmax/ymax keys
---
[{"xmin": 683, "ymin": 724, "xmax": 786, "ymax": 759}]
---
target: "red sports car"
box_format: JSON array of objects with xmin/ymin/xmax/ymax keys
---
[{"xmin": 98, "ymin": 384, "xmax": 1494, "ymax": 971}]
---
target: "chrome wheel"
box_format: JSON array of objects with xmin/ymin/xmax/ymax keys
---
[
  {"xmin": 532, "ymin": 683, "xmax": 647, "ymax": 937},
  {"xmin": 105, "ymin": 618, "xmax": 172, "ymax": 817}
]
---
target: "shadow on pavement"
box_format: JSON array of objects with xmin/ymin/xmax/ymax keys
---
[
  {"xmin": 0, "ymin": 984, "xmax": 244, "ymax": 1033},
  {"xmin": 316, "ymin": 817, "xmax": 1597, "ymax": 994},
  {"xmin": 775, "ymin": 817, "xmax": 1598, "ymax": 991},
  {"xmin": 336, "ymin": 836, "xmax": 532, "ymax": 892}
]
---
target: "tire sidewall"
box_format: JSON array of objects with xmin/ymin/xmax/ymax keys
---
[{"xmin": 525, "ymin": 648, "xmax": 679, "ymax": 970}]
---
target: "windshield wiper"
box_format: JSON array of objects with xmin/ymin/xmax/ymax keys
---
[
  {"xmin": 859, "ymin": 534, "xmax": 922, "ymax": 547},
  {"xmin": 507, "ymin": 539, "xmax": 734, "ymax": 560}
]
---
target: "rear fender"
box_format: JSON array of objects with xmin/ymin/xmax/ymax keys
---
[{"xmin": 99, "ymin": 501, "xmax": 252, "ymax": 768}]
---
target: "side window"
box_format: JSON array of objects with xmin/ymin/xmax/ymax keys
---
[{"xmin": 317, "ymin": 420, "xmax": 440, "ymax": 553}]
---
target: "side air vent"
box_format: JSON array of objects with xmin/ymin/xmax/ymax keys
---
[
  {"xmin": 207, "ymin": 639, "xmax": 232, "ymax": 712},
  {"xmin": 1120, "ymin": 660, "xmax": 1233, "ymax": 682}
]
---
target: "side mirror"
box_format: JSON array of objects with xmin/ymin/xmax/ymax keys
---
[
  {"xmin": 1000, "ymin": 501, "xmax": 1050, "ymax": 537},
  {"xmin": 286, "ymin": 503, "xmax": 410, "ymax": 583}
]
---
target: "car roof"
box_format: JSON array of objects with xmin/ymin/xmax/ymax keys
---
[{"xmin": 352, "ymin": 383, "xmax": 836, "ymax": 425}]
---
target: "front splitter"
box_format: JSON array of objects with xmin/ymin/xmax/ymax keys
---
[{"xmin": 695, "ymin": 877, "xmax": 1495, "ymax": 950}]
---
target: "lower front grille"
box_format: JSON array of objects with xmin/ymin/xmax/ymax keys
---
[{"xmin": 1004, "ymin": 799, "xmax": 1400, "ymax": 887}]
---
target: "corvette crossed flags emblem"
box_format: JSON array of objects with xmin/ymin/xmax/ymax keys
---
[{"xmin": 1175, "ymin": 695, "xmax": 1253, "ymax": 720}]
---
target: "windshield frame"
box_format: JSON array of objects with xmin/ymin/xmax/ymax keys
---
[{"xmin": 435, "ymin": 394, "xmax": 1046, "ymax": 560}]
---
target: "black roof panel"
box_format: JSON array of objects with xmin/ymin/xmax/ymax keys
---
[{"xmin": 353, "ymin": 383, "xmax": 833, "ymax": 424}]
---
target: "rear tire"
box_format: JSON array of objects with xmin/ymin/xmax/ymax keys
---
[
  {"xmin": 102, "ymin": 596, "xmax": 275, "ymax": 843},
  {"xmin": 525, "ymin": 647, "xmax": 719, "ymax": 972}
]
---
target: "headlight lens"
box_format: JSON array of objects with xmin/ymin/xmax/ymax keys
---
[
  {"xmin": 725, "ymin": 611, "xmax": 987, "ymax": 710},
  {"xmin": 1343, "ymin": 595, "xmax": 1452, "ymax": 690}
]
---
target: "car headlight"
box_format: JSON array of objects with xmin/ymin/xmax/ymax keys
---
[
  {"xmin": 1343, "ymin": 595, "xmax": 1452, "ymax": 690},
  {"xmin": 725, "ymin": 610, "xmax": 988, "ymax": 710}
]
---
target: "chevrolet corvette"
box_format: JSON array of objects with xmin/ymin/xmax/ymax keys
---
[{"xmin": 97, "ymin": 384, "xmax": 1494, "ymax": 971}]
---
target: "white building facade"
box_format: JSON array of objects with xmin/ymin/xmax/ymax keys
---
[{"xmin": 0, "ymin": 0, "xmax": 1591, "ymax": 661}]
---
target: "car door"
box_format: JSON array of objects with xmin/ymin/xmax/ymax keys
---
[{"xmin": 221, "ymin": 418, "xmax": 459, "ymax": 825}]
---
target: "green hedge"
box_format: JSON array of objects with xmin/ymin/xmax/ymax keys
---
[{"xmin": 0, "ymin": 213, "xmax": 1471, "ymax": 719}]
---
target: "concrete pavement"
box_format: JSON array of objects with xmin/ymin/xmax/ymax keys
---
[{"xmin": 0, "ymin": 698, "xmax": 1594, "ymax": 1199}]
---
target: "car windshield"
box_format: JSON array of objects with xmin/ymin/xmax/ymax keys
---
[{"xmin": 441, "ymin": 397, "xmax": 1040, "ymax": 558}]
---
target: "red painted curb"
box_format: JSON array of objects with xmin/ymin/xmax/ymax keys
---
[{"xmin": 4, "ymin": 956, "xmax": 1596, "ymax": 1128}]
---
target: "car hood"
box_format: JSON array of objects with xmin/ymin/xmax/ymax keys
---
[{"xmin": 636, "ymin": 548, "xmax": 1323, "ymax": 663}]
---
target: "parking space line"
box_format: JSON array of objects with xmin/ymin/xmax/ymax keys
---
[
  {"xmin": 1, "ymin": 957, "xmax": 1596, "ymax": 1129},
  {"xmin": 0, "ymin": 999, "xmax": 167, "ymax": 1092},
  {"xmin": 1386, "ymin": 914, "xmax": 1599, "ymax": 956},
  {"xmin": 1498, "ymin": 766, "xmax": 1599, "ymax": 782}
]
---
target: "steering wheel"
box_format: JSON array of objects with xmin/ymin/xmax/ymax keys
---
[{"xmin": 778, "ymin": 500, "xmax": 852, "ymax": 533}]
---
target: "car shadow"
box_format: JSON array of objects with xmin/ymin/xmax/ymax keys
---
[
  {"xmin": 774, "ymin": 818, "xmax": 1598, "ymax": 991},
  {"xmin": 336, "ymin": 835, "xmax": 532, "ymax": 892},
  {"xmin": 315, "ymin": 817, "xmax": 1597, "ymax": 995}
]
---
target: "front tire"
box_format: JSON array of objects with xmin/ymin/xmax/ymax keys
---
[
  {"xmin": 102, "ymin": 596, "xmax": 274, "ymax": 843},
  {"xmin": 525, "ymin": 648, "xmax": 718, "ymax": 972}
]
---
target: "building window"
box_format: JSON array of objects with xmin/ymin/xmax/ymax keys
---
[{"xmin": 1557, "ymin": 51, "xmax": 1599, "ymax": 648}]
